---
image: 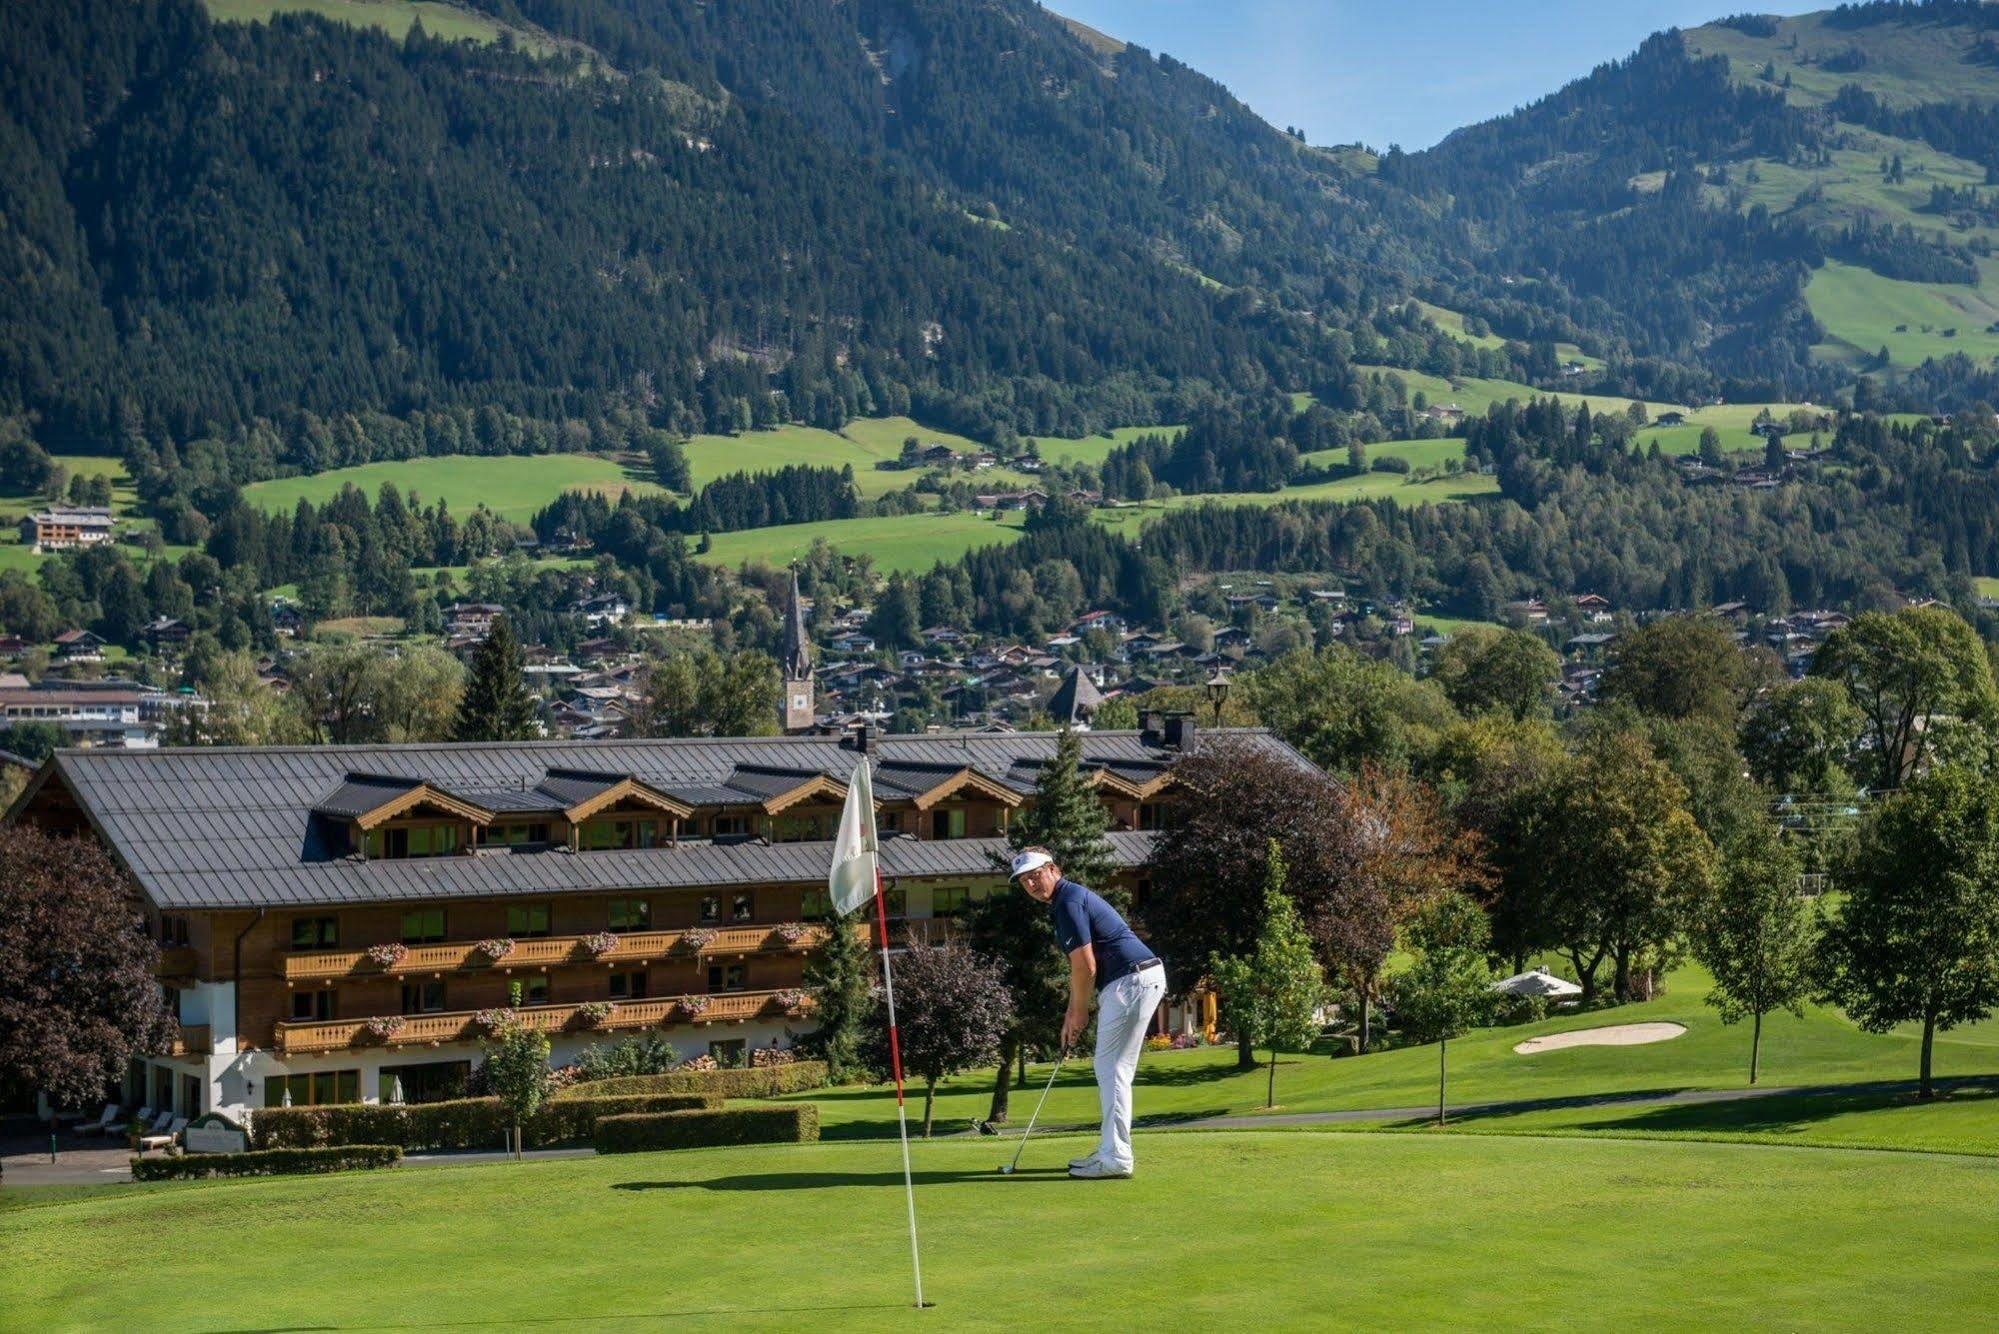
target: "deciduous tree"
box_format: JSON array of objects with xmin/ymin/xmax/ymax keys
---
[
  {"xmin": 1428, "ymin": 626, "xmax": 1560, "ymax": 721},
  {"xmin": 1810, "ymin": 606, "xmax": 1999, "ymax": 791},
  {"xmin": 0, "ymin": 826, "xmax": 177, "ymax": 1111},
  {"xmin": 1739, "ymin": 677, "xmax": 1863, "ymax": 795},
  {"xmin": 1689, "ymin": 821, "xmax": 1814, "ymax": 1084},
  {"xmin": 1208, "ymin": 843, "xmax": 1326, "ymax": 1108},
  {"xmin": 865, "ymin": 943, "xmax": 1013, "ymax": 1137},
  {"xmin": 1393, "ymin": 891, "xmax": 1493, "ymax": 1125}
]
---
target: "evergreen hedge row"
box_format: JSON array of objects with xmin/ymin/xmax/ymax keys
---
[
  {"xmin": 569, "ymin": 1061, "xmax": 827, "ymax": 1100},
  {"xmin": 249, "ymin": 1093, "xmax": 718, "ymax": 1151},
  {"xmin": 594, "ymin": 1105, "xmax": 820, "ymax": 1154},
  {"xmin": 130, "ymin": 1145, "xmax": 401, "ymax": 1180}
]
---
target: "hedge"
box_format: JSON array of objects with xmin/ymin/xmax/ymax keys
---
[
  {"xmin": 250, "ymin": 1093, "xmax": 719, "ymax": 1151},
  {"xmin": 569, "ymin": 1061, "xmax": 827, "ymax": 1100},
  {"xmin": 130, "ymin": 1145, "xmax": 401, "ymax": 1180},
  {"xmin": 594, "ymin": 1105, "xmax": 820, "ymax": 1154}
]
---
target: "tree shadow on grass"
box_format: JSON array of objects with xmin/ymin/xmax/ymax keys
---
[
  {"xmin": 1551, "ymin": 1076, "xmax": 1999, "ymax": 1139},
  {"xmin": 613, "ymin": 1166, "xmax": 1073, "ymax": 1192}
]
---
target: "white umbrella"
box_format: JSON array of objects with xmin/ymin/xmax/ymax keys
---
[
  {"xmin": 390, "ymin": 1076, "xmax": 405, "ymax": 1106},
  {"xmin": 1489, "ymin": 967, "xmax": 1583, "ymax": 998},
  {"xmin": 281, "ymin": 1086, "xmax": 293, "ymax": 1107}
]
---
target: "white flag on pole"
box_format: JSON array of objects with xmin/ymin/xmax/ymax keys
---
[{"xmin": 828, "ymin": 759, "xmax": 877, "ymax": 917}]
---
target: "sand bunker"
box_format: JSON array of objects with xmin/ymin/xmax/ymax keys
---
[{"xmin": 1513, "ymin": 1022, "xmax": 1686, "ymax": 1055}]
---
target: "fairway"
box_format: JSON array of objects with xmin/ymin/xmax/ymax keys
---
[
  {"xmin": 240, "ymin": 454, "xmax": 662, "ymax": 524},
  {"xmin": 697, "ymin": 510, "xmax": 1026, "ymax": 573},
  {"xmin": 6, "ymin": 1132, "xmax": 1995, "ymax": 1331}
]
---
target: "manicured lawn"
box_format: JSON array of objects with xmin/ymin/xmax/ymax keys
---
[
  {"xmin": 1805, "ymin": 258, "xmax": 1999, "ymax": 372},
  {"xmin": 697, "ymin": 510, "xmax": 1027, "ymax": 573},
  {"xmin": 240, "ymin": 454, "xmax": 663, "ymax": 525},
  {"xmin": 7, "ymin": 1132, "xmax": 1997, "ymax": 1329},
  {"xmin": 786, "ymin": 966, "xmax": 1999, "ymax": 1148}
]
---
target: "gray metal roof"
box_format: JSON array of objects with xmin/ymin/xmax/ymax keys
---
[{"xmin": 41, "ymin": 730, "xmax": 1297, "ymax": 911}]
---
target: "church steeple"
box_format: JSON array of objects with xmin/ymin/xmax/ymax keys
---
[{"xmin": 781, "ymin": 569, "xmax": 815, "ymax": 733}]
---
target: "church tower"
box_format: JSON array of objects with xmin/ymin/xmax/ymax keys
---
[{"xmin": 781, "ymin": 569, "xmax": 815, "ymax": 734}]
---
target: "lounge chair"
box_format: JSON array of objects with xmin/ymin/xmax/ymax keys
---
[
  {"xmin": 73, "ymin": 1104, "xmax": 123, "ymax": 1137},
  {"xmin": 138, "ymin": 1116, "xmax": 187, "ymax": 1153}
]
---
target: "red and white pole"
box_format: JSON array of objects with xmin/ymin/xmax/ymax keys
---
[{"xmin": 873, "ymin": 860, "xmax": 925, "ymax": 1308}]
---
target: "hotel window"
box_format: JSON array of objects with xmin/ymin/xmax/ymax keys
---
[
  {"xmin": 490, "ymin": 822, "xmax": 551, "ymax": 846},
  {"xmin": 773, "ymin": 813, "xmax": 827, "ymax": 843},
  {"xmin": 879, "ymin": 811, "xmax": 903, "ymax": 833},
  {"xmin": 162, "ymin": 985, "xmax": 183, "ymax": 1021},
  {"xmin": 400, "ymin": 907, "xmax": 446, "ymax": 944},
  {"xmin": 265, "ymin": 1070, "xmax": 360, "ymax": 1108},
  {"xmin": 520, "ymin": 976, "xmax": 550, "ymax": 1005},
  {"xmin": 707, "ymin": 963, "xmax": 748, "ymax": 992},
  {"xmin": 159, "ymin": 915, "xmax": 190, "ymax": 947},
  {"xmin": 609, "ymin": 970, "xmax": 648, "ymax": 1000},
  {"xmin": 289, "ymin": 916, "xmax": 339, "ymax": 949},
  {"xmin": 609, "ymin": 898, "xmax": 651, "ymax": 930},
  {"xmin": 931, "ymin": 808, "xmax": 967, "ymax": 840},
  {"xmin": 932, "ymin": 886, "xmax": 981, "ymax": 916},
  {"xmin": 366, "ymin": 825, "xmax": 462, "ymax": 859},
  {"xmin": 883, "ymin": 888, "xmax": 907, "ymax": 918},
  {"xmin": 400, "ymin": 980, "xmax": 446, "ymax": 1014},
  {"xmin": 711, "ymin": 815, "xmax": 749, "ymax": 837},
  {"xmin": 289, "ymin": 989, "xmax": 336, "ymax": 1022},
  {"xmin": 506, "ymin": 903, "xmax": 553, "ymax": 938},
  {"xmin": 801, "ymin": 888, "xmax": 830, "ymax": 919},
  {"xmin": 698, "ymin": 895, "xmax": 721, "ymax": 924},
  {"xmin": 1138, "ymin": 802, "xmax": 1175, "ymax": 831},
  {"xmin": 731, "ymin": 893, "xmax": 754, "ymax": 923}
]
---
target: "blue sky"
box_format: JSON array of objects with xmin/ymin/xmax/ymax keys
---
[{"xmin": 1052, "ymin": 1, "xmax": 1824, "ymax": 149}]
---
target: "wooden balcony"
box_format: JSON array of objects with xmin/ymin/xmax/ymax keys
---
[
  {"xmin": 156, "ymin": 946, "xmax": 199, "ymax": 978},
  {"xmin": 277, "ymin": 924, "xmax": 827, "ymax": 983},
  {"xmin": 168, "ymin": 1024, "xmax": 211, "ymax": 1057},
  {"xmin": 270, "ymin": 988, "xmax": 812, "ymax": 1056}
]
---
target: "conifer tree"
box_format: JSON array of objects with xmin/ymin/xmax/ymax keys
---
[
  {"xmin": 798, "ymin": 905, "xmax": 872, "ymax": 1083},
  {"xmin": 453, "ymin": 616, "xmax": 538, "ymax": 742},
  {"xmin": 967, "ymin": 726, "xmax": 1116, "ymax": 1122}
]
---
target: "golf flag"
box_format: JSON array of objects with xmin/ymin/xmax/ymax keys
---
[
  {"xmin": 828, "ymin": 760, "xmax": 878, "ymax": 918},
  {"xmin": 826, "ymin": 757, "xmax": 926, "ymax": 1309}
]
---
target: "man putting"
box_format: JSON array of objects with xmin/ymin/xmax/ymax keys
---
[{"xmin": 1010, "ymin": 846, "xmax": 1168, "ymax": 1179}]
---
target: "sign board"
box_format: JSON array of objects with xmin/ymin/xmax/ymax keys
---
[{"xmin": 183, "ymin": 1113, "xmax": 248, "ymax": 1154}]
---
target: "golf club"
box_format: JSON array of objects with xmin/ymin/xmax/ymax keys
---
[{"xmin": 996, "ymin": 1048, "xmax": 1067, "ymax": 1174}]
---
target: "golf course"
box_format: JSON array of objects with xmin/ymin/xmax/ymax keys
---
[{"xmin": 8, "ymin": 961, "xmax": 1998, "ymax": 1331}]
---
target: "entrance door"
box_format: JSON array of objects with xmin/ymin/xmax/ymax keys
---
[
  {"xmin": 152, "ymin": 1066, "xmax": 173, "ymax": 1114},
  {"xmin": 179, "ymin": 1073, "xmax": 202, "ymax": 1117}
]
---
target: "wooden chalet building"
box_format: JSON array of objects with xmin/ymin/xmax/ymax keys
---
[{"xmin": 10, "ymin": 722, "xmax": 1302, "ymax": 1120}]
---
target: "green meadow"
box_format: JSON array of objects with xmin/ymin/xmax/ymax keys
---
[
  {"xmin": 0, "ymin": 454, "xmax": 184, "ymax": 577},
  {"xmin": 682, "ymin": 416, "xmax": 1037, "ymax": 499},
  {"xmin": 6, "ymin": 1133, "xmax": 1994, "ymax": 1330},
  {"xmin": 239, "ymin": 454, "xmax": 662, "ymax": 525},
  {"xmin": 697, "ymin": 510, "xmax": 1028, "ymax": 573},
  {"xmin": 202, "ymin": 0, "xmax": 557, "ymax": 50},
  {"xmin": 1806, "ymin": 259, "xmax": 1999, "ymax": 372}
]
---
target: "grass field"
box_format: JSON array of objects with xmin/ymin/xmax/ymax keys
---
[
  {"xmin": 1409, "ymin": 299, "xmax": 1602, "ymax": 369},
  {"xmin": 1024, "ymin": 423, "xmax": 1184, "ymax": 468},
  {"xmin": 1806, "ymin": 259, "xmax": 1999, "ymax": 372},
  {"xmin": 697, "ymin": 510, "xmax": 1027, "ymax": 573},
  {"xmin": 682, "ymin": 417, "xmax": 1036, "ymax": 500},
  {"xmin": 0, "ymin": 454, "xmax": 179, "ymax": 577},
  {"xmin": 1351, "ymin": 366, "xmax": 1681, "ymax": 420},
  {"xmin": 240, "ymin": 454, "xmax": 663, "ymax": 525},
  {"xmin": 784, "ymin": 964, "xmax": 1999, "ymax": 1150},
  {"xmin": 6, "ymin": 1132, "xmax": 1996, "ymax": 1330},
  {"xmin": 202, "ymin": 0, "xmax": 560, "ymax": 50}
]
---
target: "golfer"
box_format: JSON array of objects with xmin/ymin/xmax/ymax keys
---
[{"xmin": 1010, "ymin": 846, "xmax": 1168, "ymax": 1179}]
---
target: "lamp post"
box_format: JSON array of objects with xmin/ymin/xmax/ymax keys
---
[{"xmin": 1205, "ymin": 668, "xmax": 1231, "ymax": 726}]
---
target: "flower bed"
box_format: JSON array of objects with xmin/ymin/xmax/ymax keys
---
[
  {"xmin": 365, "ymin": 942, "xmax": 409, "ymax": 968},
  {"xmin": 475, "ymin": 938, "xmax": 515, "ymax": 962}
]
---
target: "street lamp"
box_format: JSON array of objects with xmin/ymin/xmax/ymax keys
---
[{"xmin": 1205, "ymin": 668, "xmax": 1231, "ymax": 726}]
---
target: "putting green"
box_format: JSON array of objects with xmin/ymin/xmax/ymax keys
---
[{"xmin": 6, "ymin": 1133, "xmax": 1994, "ymax": 1329}]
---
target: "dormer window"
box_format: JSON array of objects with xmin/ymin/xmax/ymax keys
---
[
  {"xmin": 490, "ymin": 822, "xmax": 551, "ymax": 847},
  {"xmin": 364, "ymin": 824, "xmax": 462, "ymax": 859},
  {"xmin": 582, "ymin": 815, "xmax": 665, "ymax": 850}
]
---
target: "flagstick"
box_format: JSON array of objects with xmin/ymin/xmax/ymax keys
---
[{"xmin": 872, "ymin": 859, "xmax": 926, "ymax": 1309}]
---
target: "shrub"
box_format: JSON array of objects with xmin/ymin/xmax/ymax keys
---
[
  {"xmin": 1492, "ymin": 993, "xmax": 1549, "ymax": 1027},
  {"xmin": 1143, "ymin": 1035, "xmax": 1174, "ymax": 1052},
  {"xmin": 130, "ymin": 1145, "xmax": 401, "ymax": 1180},
  {"xmin": 1370, "ymin": 455, "xmax": 1412, "ymax": 474},
  {"xmin": 565, "ymin": 1061, "xmax": 828, "ymax": 1100},
  {"xmin": 249, "ymin": 1093, "xmax": 722, "ymax": 1151},
  {"xmin": 594, "ymin": 1105, "xmax": 819, "ymax": 1154},
  {"xmin": 574, "ymin": 1032, "xmax": 680, "ymax": 1080}
]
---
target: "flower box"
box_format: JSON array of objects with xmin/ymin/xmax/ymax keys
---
[
  {"xmin": 675, "ymin": 995, "xmax": 712, "ymax": 1020},
  {"xmin": 771, "ymin": 989, "xmax": 807, "ymax": 1012},
  {"xmin": 774, "ymin": 922, "xmax": 811, "ymax": 945},
  {"xmin": 365, "ymin": 942, "xmax": 409, "ymax": 969},
  {"xmin": 473, "ymin": 1007, "xmax": 517, "ymax": 1032},
  {"xmin": 580, "ymin": 932, "xmax": 621, "ymax": 958},
  {"xmin": 364, "ymin": 1015, "xmax": 406, "ymax": 1040},
  {"xmin": 576, "ymin": 1001, "xmax": 616, "ymax": 1029},
  {"xmin": 475, "ymin": 938, "xmax": 516, "ymax": 962},
  {"xmin": 680, "ymin": 928, "xmax": 718, "ymax": 952}
]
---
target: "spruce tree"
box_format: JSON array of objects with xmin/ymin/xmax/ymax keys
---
[
  {"xmin": 967, "ymin": 726, "xmax": 1116, "ymax": 1122},
  {"xmin": 453, "ymin": 616, "xmax": 539, "ymax": 742},
  {"xmin": 798, "ymin": 906, "xmax": 873, "ymax": 1083}
]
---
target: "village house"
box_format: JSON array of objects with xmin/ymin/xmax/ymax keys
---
[{"xmin": 19, "ymin": 506, "xmax": 116, "ymax": 553}]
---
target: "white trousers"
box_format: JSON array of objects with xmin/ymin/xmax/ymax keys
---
[{"xmin": 1094, "ymin": 962, "xmax": 1167, "ymax": 1170}]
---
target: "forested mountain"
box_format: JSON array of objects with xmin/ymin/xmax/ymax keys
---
[{"xmin": 4, "ymin": 0, "xmax": 1999, "ymax": 480}]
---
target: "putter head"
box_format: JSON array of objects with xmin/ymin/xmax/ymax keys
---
[{"xmin": 997, "ymin": 1164, "xmax": 1014, "ymax": 1174}]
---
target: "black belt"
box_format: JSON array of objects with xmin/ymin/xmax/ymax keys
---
[{"xmin": 1103, "ymin": 957, "xmax": 1163, "ymax": 986}]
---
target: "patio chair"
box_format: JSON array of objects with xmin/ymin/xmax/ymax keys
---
[
  {"xmin": 73, "ymin": 1104, "xmax": 124, "ymax": 1137},
  {"xmin": 138, "ymin": 1116, "xmax": 187, "ymax": 1153}
]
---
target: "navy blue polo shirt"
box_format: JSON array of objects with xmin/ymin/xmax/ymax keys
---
[{"xmin": 1048, "ymin": 878, "xmax": 1156, "ymax": 990}]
